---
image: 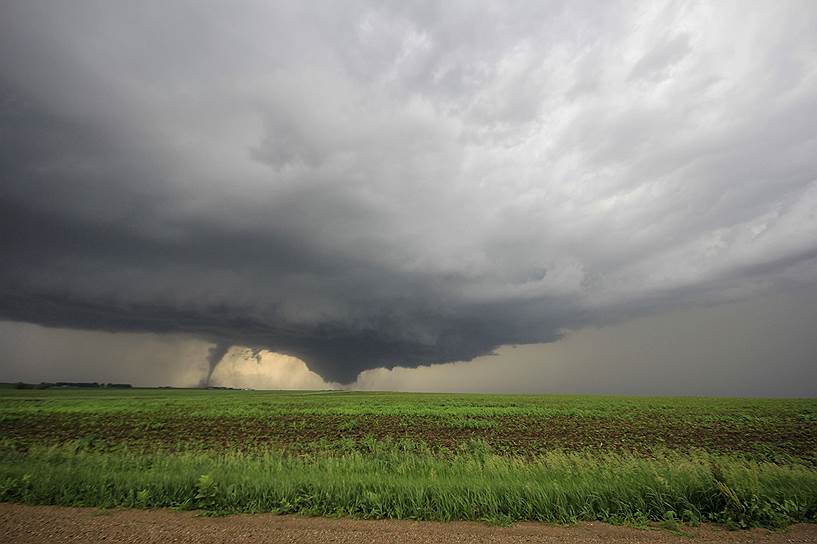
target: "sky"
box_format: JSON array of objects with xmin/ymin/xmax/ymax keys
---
[{"xmin": 1, "ymin": 1, "xmax": 816, "ymax": 394}]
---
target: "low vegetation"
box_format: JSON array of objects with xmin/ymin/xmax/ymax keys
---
[{"xmin": 1, "ymin": 389, "xmax": 816, "ymax": 528}]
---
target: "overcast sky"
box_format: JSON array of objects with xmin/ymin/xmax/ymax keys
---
[{"xmin": 1, "ymin": 1, "xmax": 816, "ymax": 393}]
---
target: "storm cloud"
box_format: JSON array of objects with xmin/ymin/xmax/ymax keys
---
[{"xmin": 1, "ymin": 1, "xmax": 817, "ymax": 384}]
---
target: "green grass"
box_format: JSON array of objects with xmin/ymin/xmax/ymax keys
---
[
  {"xmin": 1, "ymin": 442, "xmax": 815, "ymax": 528},
  {"xmin": 2, "ymin": 388, "xmax": 814, "ymax": 419},
  {"xmin": 1, "ymin": 389, "xmax": 816, "ymax": 528}
]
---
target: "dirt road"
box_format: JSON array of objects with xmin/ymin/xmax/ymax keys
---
[{"xmin": 2, "ymin": 503, "xmax": 816, "ymax": 543}]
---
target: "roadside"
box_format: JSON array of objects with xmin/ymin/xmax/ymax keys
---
[{"xmin": 2, "ymin": 503, "xmax": 816, "ymax": 544}]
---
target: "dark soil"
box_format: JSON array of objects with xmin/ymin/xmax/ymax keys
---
[{"xmin": 3, "ymin": 412, "xmax": 815, "ymax": 459}]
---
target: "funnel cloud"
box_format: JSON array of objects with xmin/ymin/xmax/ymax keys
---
[
  {"xmin": 203, "ymin": 342, "xmax": 231, "ymax": 387},
  {"xmin": 1, "ymin": 1, "xmax": 817, "ymax": 385}
]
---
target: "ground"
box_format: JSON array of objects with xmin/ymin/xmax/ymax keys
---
[
  {"xmin": 1, "ymin": 389, "xmax": 816, "ymax": 533},
  {"xmin": 3, "ymin": 503, "xmax": 817, "ymax": 544}
]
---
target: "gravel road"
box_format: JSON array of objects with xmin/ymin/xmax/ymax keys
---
[{"xmin": 2, "ymin": 503, "xmax": 816, "ymax": 543}]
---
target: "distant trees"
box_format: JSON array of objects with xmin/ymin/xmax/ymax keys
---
[{"xmin": 13, "ymin": 382, "xmax": 132, "ymax": 389}]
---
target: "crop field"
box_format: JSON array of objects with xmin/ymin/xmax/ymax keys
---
[{"xmin": 1, "ymin": 388, "xmax": 816, "ymax": 529}]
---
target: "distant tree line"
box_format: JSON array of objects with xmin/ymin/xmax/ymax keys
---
[{"xmin": 13, "ymin": 382, "xmax": 132, "ymax": 390}]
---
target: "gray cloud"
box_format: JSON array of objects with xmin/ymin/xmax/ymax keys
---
[
  {"xmin": 629, "ymin": 33, "xmax": 691, "ymax": 82},
  {"xmin": 356, "ymin": 282, "xmax": 817, "ymax": 397},
  {"xmin": 1, "ymin": 1, "xmax": 817, "ymax": 383}
]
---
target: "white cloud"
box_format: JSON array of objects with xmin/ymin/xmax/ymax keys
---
[{"xmin": 210, "ymin": 348, "xmax": 336, "ymax": 390}]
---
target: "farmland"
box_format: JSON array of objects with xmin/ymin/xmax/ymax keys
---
[{"xmin": 1, "ymin": 388, "xmax": 817, "ymax": 528}]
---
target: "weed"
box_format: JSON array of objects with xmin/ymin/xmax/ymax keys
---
[{"xmin": 195, "ymin": 474, "xmax": 218, "ymax": 510}]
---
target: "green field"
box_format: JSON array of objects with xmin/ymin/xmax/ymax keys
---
[{"xmin": 1, "ymin": 388, "xmax": 816, "ymax": 528}]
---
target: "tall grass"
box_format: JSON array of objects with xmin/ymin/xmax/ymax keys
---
[{"xmin": 1, "ymin": 442, "xmax": 815, "ymax": 528}]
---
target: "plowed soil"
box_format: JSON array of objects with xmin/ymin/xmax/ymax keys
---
[{"xmin": 3, "ymin": 413, "xmax": 816, "ymax": 458}]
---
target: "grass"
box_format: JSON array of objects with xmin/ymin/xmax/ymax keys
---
[
  {"xmin": 3, "ymin": 388, "xmax": 815, "ymax": 419},
  {"xmin": 1, "ymin": 442, "xmax": 815, "ymax": 528},
  {"xmin": 1, "ymin": 389, "xmax": 816, "ymax": 528}
]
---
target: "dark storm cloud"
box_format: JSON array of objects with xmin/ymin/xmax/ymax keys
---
[{"xmin": 1, "ymin": 1, "xmax": 817, "ymax": 383}]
